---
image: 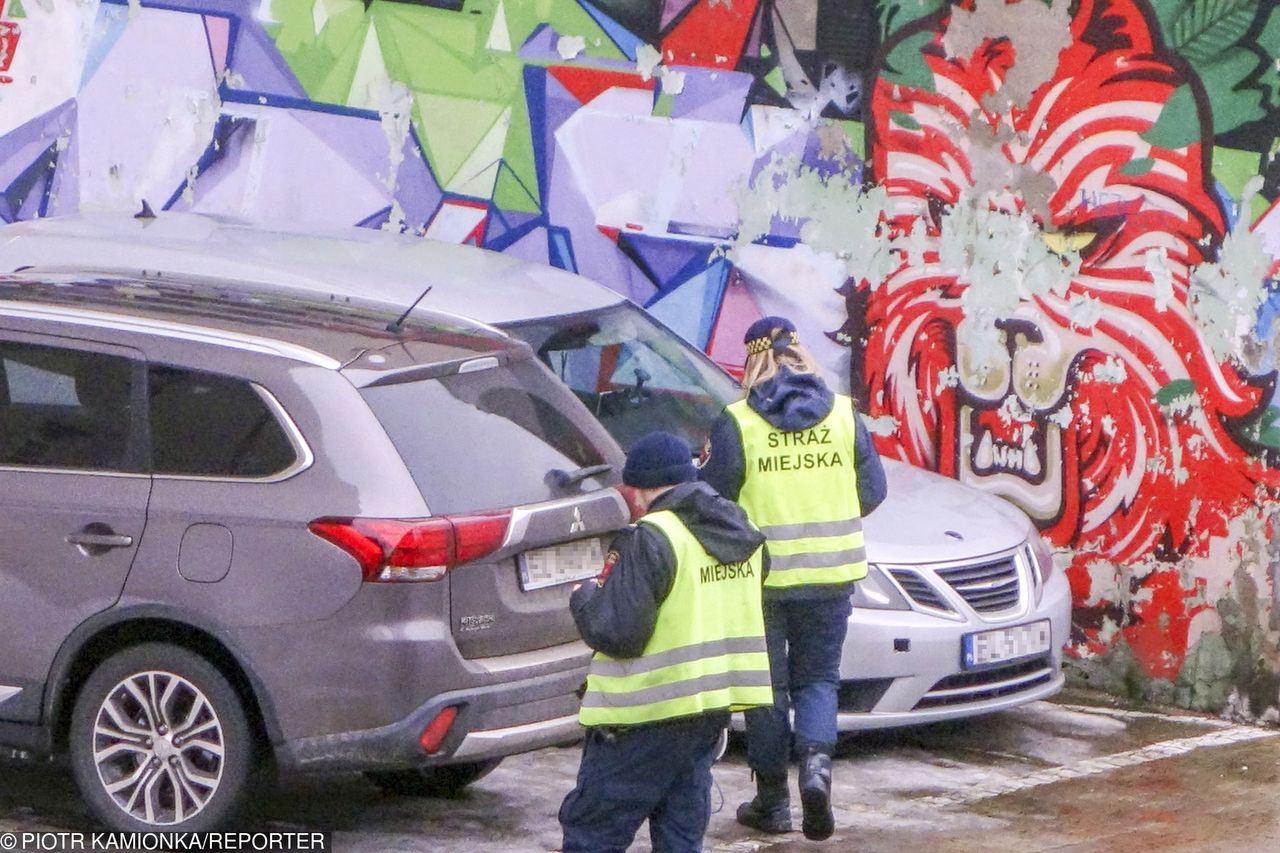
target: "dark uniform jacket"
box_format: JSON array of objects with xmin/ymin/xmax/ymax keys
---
[{"xmin": 569, "ymin": 480, "xmax": 766, "ymax": 660}]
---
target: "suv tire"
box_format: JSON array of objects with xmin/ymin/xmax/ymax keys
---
[
  {"xmin": 365, "ymin": 758, "xmax": 502, "ymax": 797},
  {"xmin": 69, "ymin": 643, "xmax": 256, "ymax": 832}
]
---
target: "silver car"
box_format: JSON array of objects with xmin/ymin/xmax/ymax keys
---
[
  {"xmin": 0, "ymin": 271, "xmax": 628, "ymax": 830},
  {"xmin": 0, "ymin": 213, "xmax": 1073, "ymax": 731}
]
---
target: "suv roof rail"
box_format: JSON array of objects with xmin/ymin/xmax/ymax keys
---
[{"xmin": 0, "ymin": 302, "xmax": 341, "ymax": 368}]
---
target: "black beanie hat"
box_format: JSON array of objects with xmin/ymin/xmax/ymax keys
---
[{"xmin": 623, "ymin": 431, "xmax": 697, "ymax": 488}]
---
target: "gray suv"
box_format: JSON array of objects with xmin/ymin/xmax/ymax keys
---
[{"xmin": 0, "ymin": 272, "xmax": 628, "ymax": 831}]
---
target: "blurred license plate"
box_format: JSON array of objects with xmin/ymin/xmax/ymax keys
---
[
  {"xmin": 519, "ymin": 539, "xmax": 605, "ymax": 591},
  {"xmin": 962, "ymin": 620, "xmax": 1051, "ymax": 668}
]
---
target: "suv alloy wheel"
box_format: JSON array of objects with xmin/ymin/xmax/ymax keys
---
[{"xmin": 68, "ymin": 643, "xmax": 257, "ymax": 831}]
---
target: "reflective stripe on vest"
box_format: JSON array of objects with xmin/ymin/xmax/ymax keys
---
[
  {"xmin": 578, "ymin": 509, "xmax": 772, "ymax": 727},
  {"xmin": 727, "ymin": 394, "xmax": 868, "ymax": 588}
]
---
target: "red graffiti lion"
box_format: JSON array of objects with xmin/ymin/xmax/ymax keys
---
[{"xmin": 862, "ymin": 0, "xmax": 1275, "ymax": 575}]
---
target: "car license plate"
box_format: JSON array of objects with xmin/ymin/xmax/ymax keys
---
[
  {"xmin": 519, "ymin": 538, "xmax": 605, "ymax": 591},
  {"xmin": 962, "ymin": 620, "xmax": 1051, "ymax": 669}
]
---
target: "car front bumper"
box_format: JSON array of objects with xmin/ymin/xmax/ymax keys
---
[{"xmin": 836, "ymin": 566, "xmax": 1073, "ymax": 731}]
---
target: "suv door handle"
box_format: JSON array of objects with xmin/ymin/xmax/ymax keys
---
[
  {"xmin": 66, "ymin": 532, "xmax": 134, "ymax": 548},
  {"xmin": 66, "ymin": 524, "xmax": 135, "ymax": 555}
]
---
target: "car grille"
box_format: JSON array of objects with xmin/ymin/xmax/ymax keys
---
[
  {"xmin": 913, "ymin": 656, "xmax": 1054, "ymax": 710},
  {"xmin": 935, "ymin": 557, "xmax": 1020, "ymax": 613},
  {"xmin": 887, "ymin": 568, "xmax": 952, "ymax": 611}
]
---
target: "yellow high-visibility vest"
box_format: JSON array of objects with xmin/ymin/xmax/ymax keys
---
[
  {"xmin": 726, "ymin": 394, "xmax": 867, "ymax": 589},
  {"xmin": 578, "ymin": 509, "xmax": 772, "ymax": 727}
]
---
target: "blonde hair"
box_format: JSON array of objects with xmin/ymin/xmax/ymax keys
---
[{"xmin": 740, "ymin": 327, "xmax": 821, "ymax": 394}]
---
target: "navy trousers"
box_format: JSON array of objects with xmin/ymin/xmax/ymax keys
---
[
  {"xmin": 745, "ymin": 595, "xmax": 852, "ymax": 773},
  {"xmin": 559, "ymin": 713, "xmax": 726, "ymax": 853}
]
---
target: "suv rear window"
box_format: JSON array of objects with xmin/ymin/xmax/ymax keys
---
[
  {"xmin": 148, "ymin": 365, "xmax": 299, "ymax": 478},
  {"xmin": 361, "ymin": 355, "xmax": 620, "ymax": 514}
]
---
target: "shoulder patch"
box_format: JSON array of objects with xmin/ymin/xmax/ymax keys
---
[{"xmin": 597, "ymin": 549, "xmax": 620, "ymax": 584}]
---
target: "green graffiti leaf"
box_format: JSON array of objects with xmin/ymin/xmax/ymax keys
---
[
  {"xmin": 1141, "ymin": 84, "xmax": 1201, "ymax": 150},
  {"xmin": 1252, "ymin": 406, "xmax": 1280, "ymax": 448},
  {"xmin": 1169, "ymin": 0, "xmax": 1257, "ymax": 63},
  {"xmin": 1257, "ymin": 7, "xmax": 1280, "ymax": 103},
  {"xmin": 876, "ymin": 0, "xmax": 945, "ymax": 38},
  {"xmin": 1150, "ymin": 0, "xmax": 1280, "ymax": 137},
  {"xmin": 882, "ymin": 30, "xmax": 936, "ymax": 92},
  {"xmin": 890, "ymin": 110, "xmax": 921, "ymax": 130},
  {"xmin": 1155, "ymin": 379, "xmax": 1198, "ymax": 405},
  {"xmin": 1202, "ymin": 46, "xmax": 1268, "ymax": 134},
  {"xmin": 1119, "ymin": 158, "xmax": 1155, "ymax": 176}
]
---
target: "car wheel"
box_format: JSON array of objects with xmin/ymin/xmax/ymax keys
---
[
  {"xmin": 365, "ymin": 759, "xmax": 502, "ymax": 797},
  {"xmin": 69, "ymin": 643, "xmax": 256, "ymax": 832}
]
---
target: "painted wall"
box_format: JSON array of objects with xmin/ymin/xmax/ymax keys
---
[{"xmin": 2, "ymin": 0, "xmax": 1279, "ymax": 717}]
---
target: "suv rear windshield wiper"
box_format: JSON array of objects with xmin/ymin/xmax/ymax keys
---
[{"xmin": 548, "ymin": 464, "xmax": 613, "ymax": 489}]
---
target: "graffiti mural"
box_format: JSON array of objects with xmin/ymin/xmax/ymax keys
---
[
  {"xmin": 852, "ymin": 0, "xmax": 1280, "ymax": 704},
  {"xmin": 1, "ymin": 0, "xmax": 1279, "ymax": 714}
]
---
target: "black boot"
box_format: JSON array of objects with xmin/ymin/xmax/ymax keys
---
[
  {"xmin": 736, "ymin": 770, "xmax": 791, "ymax": 833},
  {"xmin": 799, "ymin": 745, "xmax": 834, "ymax": 841}
]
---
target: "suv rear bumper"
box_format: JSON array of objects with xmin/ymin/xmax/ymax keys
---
[{"xmin": 276, "ymin": 657, "xmax": 588, "ymax": 773}]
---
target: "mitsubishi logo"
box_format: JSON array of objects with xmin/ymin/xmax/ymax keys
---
[{"xmin": 569, "ymin": 507, "xmax": 586, "ymax": 535}]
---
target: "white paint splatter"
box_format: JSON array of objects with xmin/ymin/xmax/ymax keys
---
[
  {"xmin": 661, "ymin": 68, "xmax": 686, "ymax": 96},
  {"xmin": 1068, "ymin": 293, "xmax": 1102, "ymax": 329},
  {"xmin": 636, "ymin": 44, "xmax": 662, "ymax": 81},
  {"xmin": 1189, "ymin": 177, "xmax": 1274, "ymax": 363},
  {"xmin": 1145, "ymin": 246, "xmax": 1175, "ymax": 311},
  {"xmin": 220, "ymin": 69, "xmax": 247, "ymax": 90},
  {"xmin": 1092, "ymin": 357, "xmax": 1127, "ymax": 384},
  {"xmin": 557, "ymin": 35, "xmax": 587, "ymax": 61},
  {"xmin": 864, "ymin": 414, "xmax": 900, "ymax": 437},
  {"xmin": 935, "ymin": 365, "xmax": 960, "ymax": 394},
  {"xmin": 373, "ymin": 80, "xmax": 414, "ymax": 231},
  {"xmin": 940, "ymin": 195, "xmax": 1081, "ymax": 369},
  {"xmin": 732, "ymin": 153, "xmax": 896, "ymax": 285}
]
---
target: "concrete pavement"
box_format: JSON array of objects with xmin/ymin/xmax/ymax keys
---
[{"xmin": 2, "ymin": 688, "xmax": 1277, "ymax": 851}]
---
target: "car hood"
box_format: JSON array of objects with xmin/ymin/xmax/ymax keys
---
[{"xmin": 863, "ymin": 459, "xmax": 1032, "ymax": 565}]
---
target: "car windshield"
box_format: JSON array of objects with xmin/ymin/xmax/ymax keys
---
[
  {"xmin": 360, "ymin": 354, "xmax": 621, "ymax": 514},
  {"xmin": 505, "ymin": 303, "xmax": 741, "ymax": 451}
]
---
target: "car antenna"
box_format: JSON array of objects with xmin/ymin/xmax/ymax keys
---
[
  {"xmin": 385, "ymin": 285, "xmax": 433, "ymax": 333},
  {"xmin": 134, "ymin": 199, "xmax": 156, "ymax": 220}
]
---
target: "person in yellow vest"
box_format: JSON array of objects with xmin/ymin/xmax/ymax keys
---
[
  {"xmin": 559, "ymin": 430, "xmax": 773, "ymax": 853},
  {"xmin": 699, "ymin": 316, "xmax": 886, "ymax": 841}
]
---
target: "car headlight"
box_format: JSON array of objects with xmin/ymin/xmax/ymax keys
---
[
  {"xmin": 1027, "ymin": 533, "xmax": 1056, "ymax": 602},
  {"xmin": 851, "ymin": 563, "xmax": 912, "ymax": 611}
]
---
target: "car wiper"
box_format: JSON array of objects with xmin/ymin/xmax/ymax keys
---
[{"xmin": 548, "ymin": 463, "xmax": 613, "ymax": 489}]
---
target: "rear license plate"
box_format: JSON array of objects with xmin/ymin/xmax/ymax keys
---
[
  {"xmin": 962, "ymin": 620, "xmax": 1051, "ymax": 669},
  {"xmin": 519, "ymin": 538, "xmax": 605, "ymax": 591}
]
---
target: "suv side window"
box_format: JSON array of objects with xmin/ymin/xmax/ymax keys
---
[
  {"xmin": 0, "ymin": 341, "xmax": 140, "ymax": 472},
  {"xmin": 147, "ymin": 365, "xmax": 298, "ymax": 478}
]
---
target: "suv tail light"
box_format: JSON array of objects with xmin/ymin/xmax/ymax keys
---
[{"xmin": 309, "ymin": 511, "xmax": 512, "ymax": 582}]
